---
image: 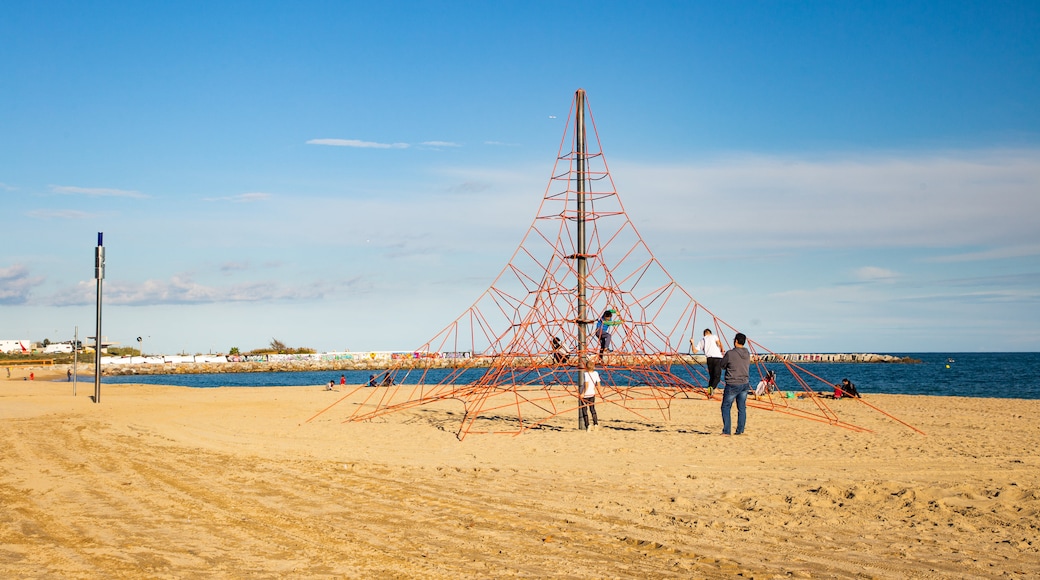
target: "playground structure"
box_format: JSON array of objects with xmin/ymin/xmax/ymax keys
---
[{"xmin": 310, "ymin": 89, "xmax": 922, "ymax": 439}]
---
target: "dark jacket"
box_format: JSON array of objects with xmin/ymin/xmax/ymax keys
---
[{"xmin": 721, "ymin": 347, "xmax": 750, "ymax": 386}]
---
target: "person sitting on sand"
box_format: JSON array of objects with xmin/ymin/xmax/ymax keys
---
[
  {"xmin": 326, "ymin": 380, "xmax": 335, "ymax": 391},
  {"xmin": 754, "ymin": 370, "xmax": 776, "ymax": 398},
  {"xmin": 839, "ymin": 378, "xmax": 860, "ymax": 398},
  {"xmin": 368, "ymin": 374, "xmax": 377, "ymax": 387}
]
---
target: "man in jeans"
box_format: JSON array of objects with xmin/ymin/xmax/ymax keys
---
[{"xmin": 720, "ymin": 332, "xmax": 751, "ymax": 435}]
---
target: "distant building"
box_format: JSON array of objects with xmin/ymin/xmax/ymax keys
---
[
  {"xmin": 43, "ymin": 343, "xmax": 74, "ymax": 354},
  {"xmin": 84, "ymin": 337, "xmax": 117, "ymax": 354},
  {"xmin": 0, "ymin": 339, "xmax": 31, "ymax": 354}
]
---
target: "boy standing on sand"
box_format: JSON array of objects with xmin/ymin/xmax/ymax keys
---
[
  {"xmin": 579, "ymin": 360, "xmax": 601, "ymax": 431},
  {"xmin": 720, "ymin": 333, "xmax": 750, "ymax": 436}
]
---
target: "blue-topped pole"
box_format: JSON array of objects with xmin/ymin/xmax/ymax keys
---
[{"xmin": 94, "ymin": 232, "xmax": 104, "ymax": 403}]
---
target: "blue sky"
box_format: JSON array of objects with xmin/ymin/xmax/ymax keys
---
[{"xmin": 2, "ymin": 1, "xmax": 1039, "ymax": 354}]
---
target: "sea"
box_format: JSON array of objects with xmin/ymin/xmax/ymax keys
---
[{"xmin": 101, "ymin": 352, "xmax": 1040, "ymax": 400}]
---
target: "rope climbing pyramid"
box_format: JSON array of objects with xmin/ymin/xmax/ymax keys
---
[{"xmin": 310, "ymin": 89, "xmax": 922, "ymax": 439}]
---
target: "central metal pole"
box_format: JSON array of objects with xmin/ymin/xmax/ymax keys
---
[
  {"xmin": 575, "ymin": 89, "xmax": 588, "ymax": 393},
  {"xmin": 94, "ymin": 232, "xmax": 104, "ymax": 404}
]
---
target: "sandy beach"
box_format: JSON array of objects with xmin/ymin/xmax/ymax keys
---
[{"xmin": 2, "ymin": 369, "xmax": 1038, "ymax": 579}]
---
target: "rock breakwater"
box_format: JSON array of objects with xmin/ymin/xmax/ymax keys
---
[{"xmin": 90, "ymin": 352, "xmax": 919, "ymax": 376}]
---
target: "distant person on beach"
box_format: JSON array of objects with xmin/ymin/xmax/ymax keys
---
[
  {"xmin": 326, "ymin": 379, "xmax": 335, "ymax": 391},
  {"xmin": 381, "ymin": 372, "xmax": 394, "ymax": 386},
  {"xmin": 368, "ymin": 374, "xmax": 377, "ymax": 387},
  {"xmin": 67, "ymin": 368, "xmax": 72, "ymax": 381},
  {"xmin": 720, "ymin": 333, "xmax": 750, "ymax": 436},
  {"xmin": 29, "ymin": 372, "xmax": 34, "ymax": 381},
  {"xmin": 551, "ymin": 336, "xmax": 569, "ymax": 364},
  {"xmin": 579, "ymin": 360, "xmax": 601, "ymax": 431},
  {"xmin": 594, "ymin": 308, "xmax": 621, "ymax": 354},
  {"xmin": 755, "ymin": 370, "xmax": 776, "ymax": 398},
  {"xmin": 693, "ymin": 328, "xmax": 724, "ymax": 398},
  {"xmin": 340, "ymin": 374, "xmax": 346, "ymax": 386},
  {"xmin": 837, "ymin": 378, "xmax": 860, "ymax": 398}
]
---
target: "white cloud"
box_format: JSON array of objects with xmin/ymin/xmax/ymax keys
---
[
  {"xmin": 421, "ymin": 141, "xmax": 461, "ymax": 148},
  {"xmin": 233, "ymin": 192, "xmax": 271, "ymax": 202},
  {"xmin": 0, "ymin": 182, "xmax": 17, "ymax": 191},
  {"xmin": 220, "ymin": 261, "xmax": 251, "ymax": 273},
  {"xmin": 203, "ymin": 192, "xmax": 272, "ymax": 203},
  {"xmin": 12, "ymin": 146, "xmax": 1040, "ymax": 353},
  {"xmin": 27, "ymin": 209, "xmax": 97, "ymax": 219},
  {"xmin": 445, "ymin": 181, "xmax": 492, "ymax": 194},
  {"xmin": 898, "ymin": 288, "xmax": 1040, "ymax": 304},
  {"xmin": 928, "ymin": 243, "xmax": 1040, "ymax": 263},
  {"xmin": 852, "ymin": 266, "xmax": 900, "ymax": 283},
  {"xmin": 306, "ymin": 138, "xmax": 409, "ymax": 149},
  {"xmin": 47, "ymin": 274, "xmax": 334, "ymax": 307},
  {"xmin": 615, "ymin": 148, "xmax": 1040, "ymax": 252},
  {"xmin": 51, "ymin": 185, "xmax": 147, "ymax": 198},
  {"xmin": 0, "ymin": 264, "xmax": 45, "ymax": 305}
]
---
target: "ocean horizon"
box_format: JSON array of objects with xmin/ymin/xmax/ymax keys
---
[{"xmin": 99, "ymin": 352, "xmax": 1040, "ymax": 400}]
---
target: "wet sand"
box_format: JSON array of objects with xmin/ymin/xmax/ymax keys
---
[{"xmin": 2, "ymin": 371, "xmax": 1038, "ymax": 578}]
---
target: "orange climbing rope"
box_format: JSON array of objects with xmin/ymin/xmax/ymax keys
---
[{"xmin": 307, "ymin": 89, "xmax": 923, "ymax": 440}]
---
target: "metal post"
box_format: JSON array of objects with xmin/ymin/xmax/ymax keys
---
[
  {"xmin": 73, "ymin": 326, "xmax": 78, "ymax": 396},
  {"xmin": 575, "ymin": 89, "xmax": 588, "ymax": 394},
  {"xmin": 94, "ymin": 232, "xmax": 104, "ymax": 403}
]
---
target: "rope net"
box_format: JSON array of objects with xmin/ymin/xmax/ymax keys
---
[{"xmin": 310, "ymin": 90, "xmax": 922, "ymax": 439}]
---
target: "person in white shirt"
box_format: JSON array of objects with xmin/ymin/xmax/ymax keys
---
[
  {"xmin": 579, "ymin": 359, "xmax": 601, "ymax": 431},
  {"xmin": 693, "ymin": 328, "xmax": 724, "ymax": 398}
]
